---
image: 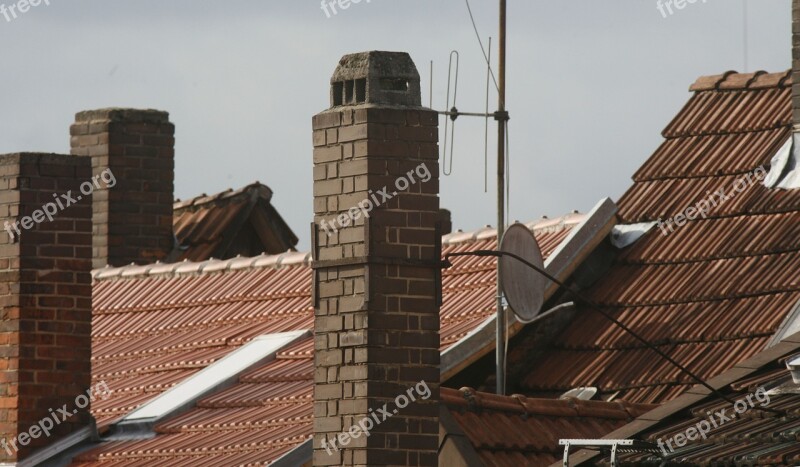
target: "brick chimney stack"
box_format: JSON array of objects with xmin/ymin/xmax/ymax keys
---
[
  {"xmin": 312, "ymin": 51, "xmax": 440, "ymax": 466},
  {"xmin": 70, "ymin": 108, "xmax": 175, "ymax": 269},
  {"xmin": 0, "ymin": 153, "xmax": 93, "ymax": 462}
]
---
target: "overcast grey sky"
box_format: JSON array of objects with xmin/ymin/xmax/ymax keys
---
[{"xmin": 0, "ymin": 0, "xmax": 791, "ymax": 250}]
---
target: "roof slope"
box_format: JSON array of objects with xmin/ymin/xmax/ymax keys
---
[
  {"xmin": 506, "ymin": 71, "xmax": 800, "ymax": 404},
  {"xmin": 170, "ymin": 182, "xmax": 299, "ymax": 262},
  {"xmin": 623, "ymin": 362, "xmax": 800, "ymax": 466},
  {"xmin": 441, "ymin": 387, "xmax": 656, "ymax": 466},
  {"xmin": 75, "ymin": 216, "xmax": 582, "ymax": 465}
]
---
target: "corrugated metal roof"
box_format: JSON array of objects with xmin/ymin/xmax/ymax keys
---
[
  {"xmin": 504, "ymin": 70, "xmax": 800, "ymax": 404},
  {"xmin": 74, "ymin": 216, "xmax": 582, "ymax": 465}
]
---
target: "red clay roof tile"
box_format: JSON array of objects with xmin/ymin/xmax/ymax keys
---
[
  {"xmin": 442, "ymin": 387, "xmax": 656, "ymax": 466},
  {"xmin": 74, "ymin": 216, "xmax": 582, "ymax": 465},
  {"xmin": 494, "ymin": 72, "xmax": 800, "ymax": 405}
]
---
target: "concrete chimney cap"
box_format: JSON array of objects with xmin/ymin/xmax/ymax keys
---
[{"xmin": 329, "ymin": 51, "xmax": 422, "ymax": 108}]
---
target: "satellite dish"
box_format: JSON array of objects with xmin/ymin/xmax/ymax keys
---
[{"xmin": 500, "ymin": 223, "xmax": 546, "ymax": 323}]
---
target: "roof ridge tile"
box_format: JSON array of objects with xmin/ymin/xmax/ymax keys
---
[{"xmin": 689, "ymin": 70, "xmax": 792, "ymax": 93}]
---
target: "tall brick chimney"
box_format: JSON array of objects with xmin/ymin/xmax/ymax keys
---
[
  {"xmin": 70, "ymin": 108, "xmax": 175, "ymax": 269},
  {"xmin": 0, "ymin": 153, "xmax": 93, "ymax": 462},
  {"xmin": 312, "ymin": 51, "xmax": 440, "ymax": 466}
]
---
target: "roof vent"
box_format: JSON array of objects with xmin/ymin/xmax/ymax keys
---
[{"xmin": 560, "ymin": 386, "xmax": 598, "ymax": 401}]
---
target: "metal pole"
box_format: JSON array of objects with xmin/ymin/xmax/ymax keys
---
[{"xmin": 495, "ymin": 0, "xmax": 507, "ymax": 395}]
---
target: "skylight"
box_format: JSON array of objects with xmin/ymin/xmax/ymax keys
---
[{"xmin": 120, "ymin": 330, "xmax": 308, "ymax": 425}]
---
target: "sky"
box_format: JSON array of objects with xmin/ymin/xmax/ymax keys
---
[{"xmin": 0, "ymin": 0, "xmax": 792, "ymax": 250}]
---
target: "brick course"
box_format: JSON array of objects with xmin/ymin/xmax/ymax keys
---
[
  {"xmin": 312, "ymin": 52, "xmax": 440, "ymax": 467},
  {"xmin": 70, "ymin": 108, "xmax": 174, "ymax": 268},
  {"xmin": 0, "ymin": 153, "xmax": 92, "ymax": 462}
]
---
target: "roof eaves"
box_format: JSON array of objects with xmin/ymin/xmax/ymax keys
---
[{"xmin": 556, "ymin": 329, "xmax": 800, "ymax": 467}]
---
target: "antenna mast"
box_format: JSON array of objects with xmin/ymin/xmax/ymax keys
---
[{"xmin": 495, "ymin": 0, "xmax": 508, "ymax": 395}]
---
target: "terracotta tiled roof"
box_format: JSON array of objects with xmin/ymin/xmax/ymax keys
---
[
  {"xmin": 441, "ymin": 387, "xmax": 656, "ymax": 466},
  {"xmin": 89, "ymin": 252, "xmax": 314, "ymax": 430},
  {"xmin": 616, "ymin": 361, "xmax": 800, "ymax": 466},
  {"xmin": 74, "ymin": 215, "xmax": 583, "ymax": 465},
  {"xmin": 503, "ymin": 71, "xmax": 800, "ymax": 404},
  {"xmin": 170, "ymin": 182, "xmax": 299, "ymax": 262}
]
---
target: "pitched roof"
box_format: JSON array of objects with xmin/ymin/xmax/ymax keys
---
[
  {"xmin": 559, "ymin": 331, "xmax": 800, "ymax": 467},
  {"xmin": 170, "ymin": 182, "xmax": 298, "ymax": 262},
  {"xmin": 494, "ymin": 70, "xmax": 800, "ymax": 404},
  {"xmin": 625, "ymin": 362, "xmax": 800, "ymax": 466},
  {"xmin": 72, "ymin": 215, "xmax": 584, "ymax": 465},
  {"xmin": 441, "ymin": 387, "xmax": 656, "ymax": 467}
]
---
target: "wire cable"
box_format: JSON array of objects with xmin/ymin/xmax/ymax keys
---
[
  {"xmin": 484, "ymin": 37, "xmax": 492, "ymax": 192},
  {"xmin": 444, "ymin": 250, "xmax": 787, "ymax": 416},
  {"xmin": 465, "ymin": 0, "xmax": 499, "ymax": 92}
]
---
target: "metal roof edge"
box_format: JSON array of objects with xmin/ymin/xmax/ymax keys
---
[
  {"xmin": 105, "ymin": 330, "xmax": 311, "ymax": 441},
  {"xmin": 7, "ymin": 424, "xmax": 97, "ymax": 467},
  {"xmin": 555, "ymin": 329, "xmax": 800, "ymax": 467},
  {"xmin": 440, "ymin": 198, "xmax": 618, "ymax": 382}
]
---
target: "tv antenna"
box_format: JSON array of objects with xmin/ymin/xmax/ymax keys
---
[{"xmin": 431, "ymin": 0, "xmax": 510, "ymax": 394}]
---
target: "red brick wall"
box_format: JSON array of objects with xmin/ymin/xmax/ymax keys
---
[
  {"xmin": 312, "ymin": 103, "xmax": 441, "ymax": 466},
  {"xmin": 0, "ymin": 153, "xmax": 93, "ymax": 462},
  {"xmin": 70, "ymin": 108, "xmax": 174, "ymax": 269}
]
